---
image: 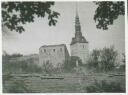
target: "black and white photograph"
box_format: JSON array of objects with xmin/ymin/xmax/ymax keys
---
[{"xmin": 1, "ymin": 0, "xmax": 127, "ymax": 93}]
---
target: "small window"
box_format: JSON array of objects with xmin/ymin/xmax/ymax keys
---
[
  {"xmin": 44, "ymin": 49, "xmax": 46, "ymax": 52},
  {"xmin": 53, "ymin": 49, "xmax": 55, "ymax": 52},
  {"xmin": 83, "ymin": 45, "xmax": 84, "ymax": 48},
  {"xmin": 60, "ymin": 48, "xmax": 62, "ymax": 51}
]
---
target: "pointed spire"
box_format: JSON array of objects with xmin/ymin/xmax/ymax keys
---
[
  {"xmin": 75, "ymin": 2, "xmax": 81, "ymax": 32},
  {"xmin": 75, "ymin": 2, "xmax": 82, "ymax": 40},
  {"xmin": 70, "ymin": 2, "xmax": 88, "ymax": 45},
  {"xmin": 76, "ymin": 2, "xmax": 78, "ymax": 18}
]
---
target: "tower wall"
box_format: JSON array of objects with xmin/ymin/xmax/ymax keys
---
[
  {"xmin": 70, "ymin": 8, "xmax": 89, "ymax": 64},
  {"xmin": 70, "ymin": 43, "xmax": 89, "ymax": 64}
]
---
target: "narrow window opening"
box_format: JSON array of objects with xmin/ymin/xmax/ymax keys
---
[
  {"xmin": 44, "ymin": 49, "xmax": 46, "ymax": 52},
  {"xmin": 60, "ymin": 48, "xmax": 62, "ymax": 51}
]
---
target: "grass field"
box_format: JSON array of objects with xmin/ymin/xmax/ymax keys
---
[{"xmin": 3, "ymin": 71, "xmax": 125, "ymax": 93}]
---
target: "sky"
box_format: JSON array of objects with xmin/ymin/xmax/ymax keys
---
[{"xmin": 2, "ymin": 2, "xmax": 125, "ymax": 55}]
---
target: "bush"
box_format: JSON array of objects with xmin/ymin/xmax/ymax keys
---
[
  {"xmin": 41, "ymin": 61, "xmax": 54, "ymax": 75},
  {"xmin": 86, "ymin": 46, "xmax": 118, "ymax": 72},
  {"xmin": 63, "ymin": 56, "xmax": 82, "ymax": 72},
  {"xmin": 86, "ymin": 49, "xmax": 100, "ymax": 70},
  {"xmin": 100, "ymin": 47, "xmax": 117, "ymax": 71},
  {"xmin": 2, "ymin": 53, "xmax": 23, "ymax": 58},
  {"xmin": 2, "ymin": 57, "xmax": 43, "ymax": 74},
  {"xmin": 117, "ymin": 64, "xmax": 125, "ymax": 72}
]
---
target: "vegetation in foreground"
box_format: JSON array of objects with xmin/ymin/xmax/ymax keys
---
[
  {"xmin": 85, "ymin": 80, "xmax": 125, "ymax": 93},
  {"xmin": 2, "ymin": 46, "xmax": 125, "ymax": 93}
]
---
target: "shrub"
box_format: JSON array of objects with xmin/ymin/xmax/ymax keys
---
[
  {"xmin": 100, "ymin": 47, "xmax": 118, "ymax": 71},
  {"xmin": 2, "ymin": 57, "xmax": 43, "ymax": 74},
  {"xmin": 86, "ymin": 46, "xmax": 118, "ymax": 72},
  {"xmin": 63, "ymin": 56, "xmax": 82, "ymax": 72},
  {"xmin": 86, "ymin": 49, "xmax": 100, "ymax": 70},
  {"xmin": 42, "ymin": 61, "xmax": 54, "ymax": 75}
]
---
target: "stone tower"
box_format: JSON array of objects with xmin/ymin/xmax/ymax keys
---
[{"xmin": 70, "ymin": 8, "xmax": 89, "ymax": 64}]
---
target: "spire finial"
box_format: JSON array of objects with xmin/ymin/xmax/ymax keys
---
[
  {"xmin": 76, "ymin": 2, "xmax": 78, "ymax": 18},
  {"xmin": 75, "ymin": 1, "xmax": 81, "ymax": 33}
]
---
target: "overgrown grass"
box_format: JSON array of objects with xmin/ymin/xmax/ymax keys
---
[{"xmin": 85, "ymin": 80, "xmax": 125, "ymax": 93}]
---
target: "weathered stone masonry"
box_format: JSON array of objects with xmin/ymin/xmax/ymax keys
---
[
  {"xmin": 39, "ymin": 44, "xmax": 69, "ymax": 68},
  {"xmin": 70, "ymin": 11, "xmax": 89, "ymax": 64},
  {"xmin": 39, "ymin": 10, "xmax": 89, "ymax": 67}
]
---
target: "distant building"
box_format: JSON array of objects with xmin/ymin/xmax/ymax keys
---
[
  {"xmin": 39, "ymin": 44, "xmax": 70, "ymax": 68},
  {"xmin": 70, "ymin": 11, "xmax": 89, "ymax": 64}
]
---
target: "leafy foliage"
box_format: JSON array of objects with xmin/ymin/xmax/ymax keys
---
[
  {"xmin": 2, "ymin": 2, "xmax": 60, "ymax": 33},
  {"xmin": 118, "ymin": 64, "xmax": 125, "ymax": 72},
  {"xmin": 87, "ymin": 49, "xmax": 100, "ymax": 70},
  {"xmin": 2, "ymin": 55, "xmax": 42, "ymax": 74},
  {"xmin": 4, "ymin": 53, "xmax": 23, "ymax": 58},
  {"xmin": 86, "ymin": 80, "xmax": 125, "ymax": 92},
  {"xmin": 42, "ymin": 61, "xmax": 54, "ymax": 75},
  {"xmin": 87, "ymin": 46, "xmax": 118, "ymax": 72},
  {"xmin": 100, "ymin": 47, "xmax": 118, "ymax": 71},
  {"xmin": 94, "ymin": 1, "xmax": 125, "ymax": 30},
  {"xmin": 63, "ymin": 56, "xmax": 82, "ymax": 71}
]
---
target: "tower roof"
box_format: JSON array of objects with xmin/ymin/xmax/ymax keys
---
[{"xmin": 71, "ymin": 4, "xmax": 88, "ymax": 45}]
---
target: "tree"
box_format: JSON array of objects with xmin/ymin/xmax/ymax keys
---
[
  {"xmin": 87, "ymin": 46, "xmax": 118, "ymax": 72},
  {"xmin": 94, "ymin": 1, "xmax": 125, "ymax": 30},
  {"xmin": 100, "ymin": 46, "xmax": 118, "ymax": 71},
  {"xmin": 2, "ymin": 2, "xmax": 60, "ymax": 33},
  {"xmin": 87, "ymin": 49, "xmax": 101, "ymax": 70},
  {"xmin": 2, "ymin": 1, "xmax": 125, "ymax": 33}
]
